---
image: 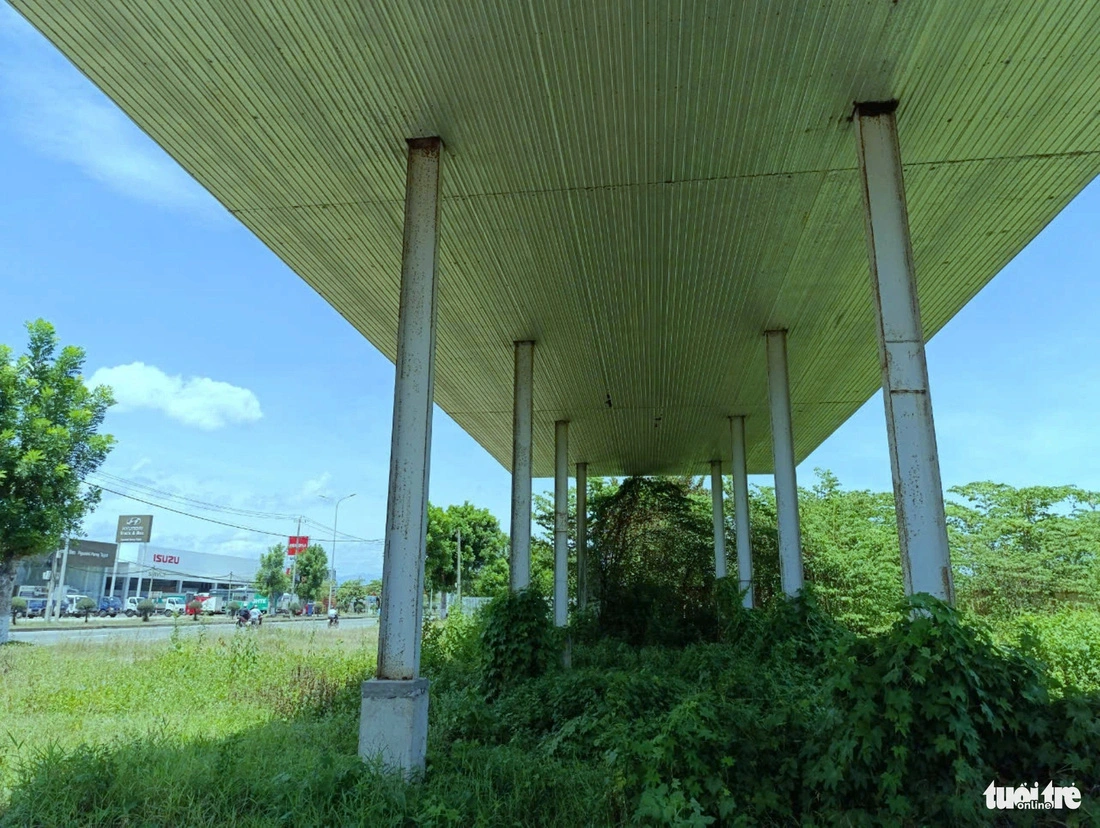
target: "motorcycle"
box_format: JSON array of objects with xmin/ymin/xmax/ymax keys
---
[{"xmin": 328, "ymin": 612, "xmax": 339, "ymax": 628}]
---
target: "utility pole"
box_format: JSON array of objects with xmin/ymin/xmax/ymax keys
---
[
  {"xmin": 321, "ymin": 493, "xmax": 356, "ymax": 608},
  {"xmin": 53, "ymin": 535, "xmax": 71, "ymax": 621},
  {"xmin": 292, "ymin": 516, "xmax": 302, "ymax": 602},
  {"xmin": 134, "ymin": 541, "xmax": 148, "ymax": 604},
  {"xmin": 43, "ymin": 550, "xmax": 58, "ymax": 622},
  {"xmin": 456, "ymin": 526, "xmax": 462, "ymax": 616}
]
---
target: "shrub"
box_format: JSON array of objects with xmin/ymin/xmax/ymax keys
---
[
  {"xmin": 137, "ymin": 599, "xmax": 155, "ymax": 622},
  {"xmin": 479, "ymin": 588, "xmax": 556, "ymax": 699},
  {"xmin": 187, "ymin": 600, "xmax": 203, "ymax": 619},
  {"xmin": 75, "ymin": 597, "xmax": 96, "ymax": 622},
  {"xmin": 10, "ymin": 597, "xmax": 27, "ymax": 623}
]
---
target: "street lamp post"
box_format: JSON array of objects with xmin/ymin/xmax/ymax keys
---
[{"xmin": 321, "ymin": 493, "xmax": 356, "ymax": 608}]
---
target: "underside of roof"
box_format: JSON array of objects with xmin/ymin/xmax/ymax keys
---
[{"xmin": 12, "ymin": 0, "xmax": 1100, "ymax": 476}]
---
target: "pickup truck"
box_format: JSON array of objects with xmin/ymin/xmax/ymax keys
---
[{"xmin": 97, "ymin": 597, "xmax": 123, "ymax": 617}]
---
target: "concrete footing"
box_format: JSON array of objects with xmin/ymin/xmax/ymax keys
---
[{"xmin": 358, "ymin": 678, "xmax": 430, "ymax": 775}]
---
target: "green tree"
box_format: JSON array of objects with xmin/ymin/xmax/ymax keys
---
[
  {"xmin": 0, "ymin": 321, "xmax": 114, "ymax": 645},
  {"xmin": 586, "ymin": 476, "xmax": 716, "ymax": 646},
  {"xmin": 254, "ymin": 544, "xmax": 290, "ymax": 613},
  {"xmin": 947, "ymin": 482, "xmax": 1100, "ymax": 619},
  {"xmin": 796, "ymin": 469, "xmax": 904, "ymax": 633},
  {"xmin": 425, "ymin": 501, "xmax": 509, "ymax": 609},
  {"xmin": 293, "ymin": 543, "xmax": 328, "ymax": 602},
  {"xmin": 335, "ymin": 577, "xmax": 369, "ymax": 612}
]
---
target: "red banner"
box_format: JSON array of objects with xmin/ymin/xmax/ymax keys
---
[{"xmin": 288, "ymin": 535, "xmax": 309, "ymax": 556}]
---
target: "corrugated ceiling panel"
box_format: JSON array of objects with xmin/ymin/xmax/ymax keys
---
[{"xmin": 11, "ymin": 0, "xmax": 1100, "ymax": 476}]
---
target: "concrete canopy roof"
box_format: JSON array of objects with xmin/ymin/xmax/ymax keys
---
[{"xmin": 12, "ymin": 1, "xmax": 1100, "ymax": 476}]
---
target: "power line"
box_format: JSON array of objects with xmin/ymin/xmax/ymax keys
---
[
  {"xmin": 86, "ymin": 482, "xmax": 383, "ymax": 544},
  {"xmin": 89, "ymin": 472, "xmax": 304, "ymax": 521},
  {"xmin": 90, "ymin": 472, "xmax": 376, "ymax": 542}
]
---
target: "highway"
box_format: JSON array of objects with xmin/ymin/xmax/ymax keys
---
[{"xmin": 8, "ymin": 615, "xmax": 378, "ymax": 646}]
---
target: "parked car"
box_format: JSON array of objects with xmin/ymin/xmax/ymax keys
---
[
  {"xmin": 25, "ymin": 598, "xmax": 47, "ymax": 618},
  {"xmin": 97, "ymin": 596, "xmax": 123, "ymax": 617}
]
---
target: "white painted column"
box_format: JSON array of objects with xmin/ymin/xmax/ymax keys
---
[
  {"xmin": 553, "ymin": 420, "xmax": 569, "ymax": 627},
  {"xmin": 576, "ymin": 461, "xmax": 588, "ymax": 611},
  {"xmin": 730, "ymin": 416, "xmax": 753, "ymax": 608},
  {"xmin": 510, "ymin": 341, "xmax": 534, "ymax": 591},
  {"xmin": 710, "ymin": 460, "xmax": 728, "ymax": 579},
  {"xmin": 362, "ymin": 137, "xmax": 442, "ymax": 775},
  {"xmin": 766, "ymin": 330, "xmax": 804, "ymax": 596},
  {"xmin": 855, "ymin": 101, "xmax": 954, "ymax": 603}
]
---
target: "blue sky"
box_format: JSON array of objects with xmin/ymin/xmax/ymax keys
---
[{"xmin": 2, "ymin": 6, "xmax": 1098, "ymax": 581}]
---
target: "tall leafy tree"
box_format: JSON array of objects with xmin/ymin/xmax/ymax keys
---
[
  {"xmin": 425, "ymin": 501, "xmax": 509, "ymax": 605},
  {"xmin": 335, "ymin": 577, "xmax": 370, "ymax": 611},
  {"xmin": 796, "ymin": 469, "xmax": 903, "ymax": 633},
  {"xmin": 253, "ymin": 543, "xmax": 290, "ymax": 610},
  {"xmin": 947, "ymin": 482, "xmax": 1100, "ymax": 619},
  {"xmin": 0, "ymin": 321, "xmax": 114, "ymax": 644},
  {"xmin": 293, "ymin": 542, "xmax": 328, "ymax": 602}
]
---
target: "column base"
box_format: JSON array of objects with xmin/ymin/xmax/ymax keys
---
[{"xmin": 359, "ymin": 678, "xmax": 429, "ymax": 776}]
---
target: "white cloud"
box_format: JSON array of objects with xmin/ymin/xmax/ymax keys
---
[
  {"xmin": 298, "ymin": 473, "xmax": 331, "ymax": 500},
  {"xmin": 90, "ymin": 362, "xmax": 262, "ymax": 430},
  {"xmin": 0, "ymin": 5, "xmax": 222, "ymax": 219}
]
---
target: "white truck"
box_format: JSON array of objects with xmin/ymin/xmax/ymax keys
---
[
  {"xmin": 124, "ymin": 596, "xmax": 151, "ymax": 617},
  {"xmin": 198, "ymin": 594, "xmax": 225, "ymax": 614},
  {"xmin": 159, "ymin": 596, "xmax": 187, "ymax": 617}
]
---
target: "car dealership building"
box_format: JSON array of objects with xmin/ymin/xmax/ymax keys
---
[{"xmin": 14, "ymin": 541, "xmax": 266, "ymax": 602}]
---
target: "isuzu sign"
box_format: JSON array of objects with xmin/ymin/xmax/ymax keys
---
[
  {"xmin": 116, "ymin": 515, "xmax": 153, "ymax": 543},
  {"xmin": 152, "ymin": 553, "xmax": 180, "ymax": 565}
]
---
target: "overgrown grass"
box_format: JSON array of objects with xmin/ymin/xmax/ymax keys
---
[
  {"xmin": 0, "ymin": 622, "xmax": 376, "ymax": 809},
  {"xmin": 2, "ymin": 598, "xmax": 1098, "ymax": 826}
]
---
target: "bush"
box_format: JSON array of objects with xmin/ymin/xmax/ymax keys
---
[
  {"xmin": 227, "ymin": 601, "xmax": 241, "ymax": 615},
  {"xmin": 75, "ymin": 597, "xmax": 96, "ymax": 622},
  {"xmin": 10, "ymin": 597, "xmax": 28, "ymax": 625},
  {"xmin": 137, "ymin": 599, "xmax": 155, "ymax": 622},
  {"xmin": 1001, "ymin": 609, "xmax": 1100, "ymax": 695},
  {"xmin": 478, "ymin": 588, "xmax": 557, "ymax": 700},
  {"xmin": 187, "ymin": 600, "xmax": 203, "ymax": 619}
]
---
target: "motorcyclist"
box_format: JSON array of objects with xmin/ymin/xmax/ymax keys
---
[
  {"xmin": 328, "ymin": 605, "xmax": 339, "ymax": 627},
  {"xmin": 249, "ymin": 605, "xmax": 260, "ymax": 626},
  {"xmin": 237, "ymin": 605, "xmax": 250, "ymax": 627}
]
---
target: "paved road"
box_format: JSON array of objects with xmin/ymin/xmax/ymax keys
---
[{"xmin": 9, "ymin": 615, "xmax": 377, "ymax": 646}]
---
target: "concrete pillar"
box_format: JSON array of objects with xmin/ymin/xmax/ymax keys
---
[
  {"xmin": 362, "ymin": 136, "xmax": 442, "ymax": 775},
  {"xmin": 766, "ymin": 330, "xmax": 804, "ymax": 596},
  {"xmin": 730, "ymin": 416, "xmax": 754, "ymax": 608},
  {"xmin": 553, "ymin": 420, "xmax": 569, "ymax": 627},
  {"xmin": 710, "ymin": 460, "xmax": 728, "ymax": 579},
  {"xmin": 576, "ymin": 461, "xmax": 588, "ymax": 611},
  {"xmin": 855, "ymin": 101, "xmax": 954, "ymax": 603},
  {"xmin": 510, "ymin": 341, "xmax": 534, "ymax": 591}
]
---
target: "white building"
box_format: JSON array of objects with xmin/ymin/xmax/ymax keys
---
[{"xmin": 107, "ymin": 544, "xmax": 267, "ymax": 601}]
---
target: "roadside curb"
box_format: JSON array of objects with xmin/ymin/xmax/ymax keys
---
[{"xmin": 8, "ymin": 615, "xmax": 375, "ymax": 633}]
